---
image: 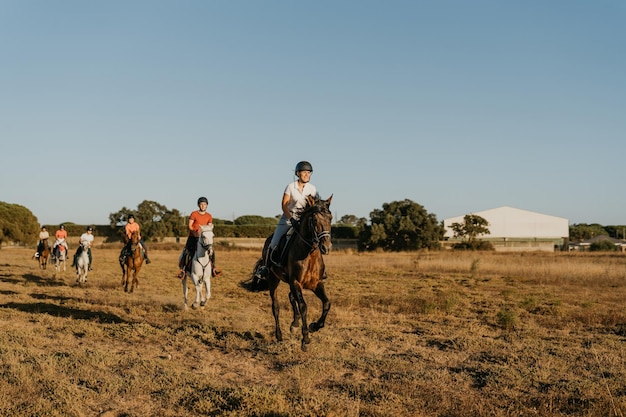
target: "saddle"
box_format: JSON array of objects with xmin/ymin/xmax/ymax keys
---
[
  {"xmin": 269, "ymin": 227, "xmax": 296, "ymax": 267},
  {"xmin": 53, "ymin": 246, "xmax": 65, "ymax": 259}
]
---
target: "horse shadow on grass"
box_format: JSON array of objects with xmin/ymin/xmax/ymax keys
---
[
  {"xmin": 0, "ymin": 300, "xmax": 127, "ymax": 324},
  {"xmin": 22, "ymin": 273, "xmax": 66, "ymax": 287}
]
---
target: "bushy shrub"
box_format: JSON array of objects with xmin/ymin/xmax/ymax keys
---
[
  {"xmin": 452, "ymin": 241, "xmax": 495, "ymax": 251},
  {"xmin": 589, "ymin": 239, "xmax": 619, "ymax": 252}
]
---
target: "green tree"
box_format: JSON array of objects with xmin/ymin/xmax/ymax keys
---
[
  {"xmin": 359, "ymin": 199, "xmax": 443, "ymax": 251},
  {"xmin": 337, "ymin": 214, "xmax": 368, "ymax": 229},
  {"xmin": 0, "ymin": 202, "xmax": 40, "ymax": 246},
  {"xmin": 109, "ymin": 200, "xmax": 186, "ymax": 242},
  {"xmin": 234, "ymin": 215, "xmax": 277, "ymax": 226},
  {"xmin": 450, "ymin": 214, "xmax": 493, "ymax": 251},
  {"xmin": 569, "ymin": 223, "xmax": 608, "ymax": 241},
  {"xmin": 589, "ymin": 239, "xmax": 619, "ymax": 252},
  {"xmin": 450, "ymin": 214, "xmax": 491, "ymax": 243}
]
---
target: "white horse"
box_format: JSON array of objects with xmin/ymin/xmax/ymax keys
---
[
  {"xmin": 182, "ymin": 224, "xmax": 214, "ymax": 310},
  {"xmin": 53, "ymin": 238, "xmax": 67, "ymax": 275},
  {"xmin": 75, "ymin": 241, "xmax": 90, "ymax": 285}
]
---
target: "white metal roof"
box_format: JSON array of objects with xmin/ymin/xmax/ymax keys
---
[{"xmin": 443, "ymin": 206, "xmax": 569, "ymax": 239}]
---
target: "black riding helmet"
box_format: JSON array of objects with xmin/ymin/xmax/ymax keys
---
[
  {"xmin": 197, "ymin": 196, "xmax": 208, "ymax": 205},
  {"xmin": 60, "ymin": 224, "xmax": 65, "ymax": 229},
  {"xmin": 86, "ymin": 226, "xmax": 93, "ymax": 232},
  {"xmin": 295, "ymin": 161, "xmax": 313, "ymax": 174},
  {"xmin": 127, "ymin": 214, "xmax": 135, "ymax": 220}
]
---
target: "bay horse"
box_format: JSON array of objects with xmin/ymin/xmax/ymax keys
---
[
  {"xmin": 75, "ymin": 240, "xmax": 90, "ymax": 285},
  {"xmin": 251, "ymin": 195, "xmax": 333, "ymax": 351},
  {"xmin": 120, "ymin": 231, "xmax": 143, "ymax": 293},
  {"xmin": 182, "ymin": 224, "xmax": 214, "ymax": 310},
  {"xmin": 38, "ymin": 239, "xmax": 51, "ymax": 270}
]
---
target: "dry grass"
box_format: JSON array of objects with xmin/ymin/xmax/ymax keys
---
[{"xmin": 1, "ymin": 245, "xmax": 625, "ymax": 416}]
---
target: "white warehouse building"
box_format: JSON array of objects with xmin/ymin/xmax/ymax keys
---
[{"xmin": 443, "ymin": 206, "xmax": 569, "ymax": 252}]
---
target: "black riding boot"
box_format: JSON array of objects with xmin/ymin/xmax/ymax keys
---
[
  {"xmin": 210, "ymin": 252, "xmax": 221, "ymax": 276},
  {"xmin": 143, "ymin": 246, "xmax": 151, "ymax": 264}
]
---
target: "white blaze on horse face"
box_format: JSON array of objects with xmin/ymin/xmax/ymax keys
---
[{"xmin": 199, "ymin": 224, "xmax": 214, "ymax": 247}]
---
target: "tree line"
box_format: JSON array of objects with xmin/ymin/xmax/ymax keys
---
[{"xmin": 1, "ymin": 199, "xmax": 624, "ymax": 251}]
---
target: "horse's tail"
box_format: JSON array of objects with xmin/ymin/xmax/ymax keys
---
[{"xmin": 239, "ymin": 257, "xmax": 269, "ymax": 292}]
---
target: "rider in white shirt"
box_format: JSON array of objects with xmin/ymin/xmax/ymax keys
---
[
  {"xmin": 34, "ymin": 226, "xmax": 50, "ymax": 258},
  {"xmin": 72, "ymin": 226, "xmax": 95, "ymax": 270},
  {"xmin": 255, "ymin": 161, "xmax": 319, "ymax": 280}
]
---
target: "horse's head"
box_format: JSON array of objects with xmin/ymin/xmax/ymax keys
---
[
  {"xmin": 301, "ymin": 194, "xmax": 333, "ymax": 254},
  {"xmin": 198, "ymin": 224, "xmax": 214, "ymax": 251},
  {"xmin": 130, "ymin": 231, "xmax": 140, "ymax": 243}
]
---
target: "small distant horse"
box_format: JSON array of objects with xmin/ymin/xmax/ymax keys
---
[
  {"xmin": 38, "ymin": 239, "xmax": 51, "ymax": 270},
  {"xmin": 182, "ymin": 224, "xmax": 214, "ymax": 310},
  {"xmin": 248, "ymin": 195, "xmax": 333, "ymax": 351},
  {"xmin": 53, "ymin": 238, "xmax": 67, "ymax": 274},
  {"xmin": 120, "ymin": 231, "xmax": 143, "ymax": 293},
  {"xmin": 75, "ymin": 241, "xmax": 90, "ymax": 285}
]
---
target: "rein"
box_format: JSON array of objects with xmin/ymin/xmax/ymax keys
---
[{"xmin": 295, "ymin": 208, "xmax": 332, "ymax": 252}]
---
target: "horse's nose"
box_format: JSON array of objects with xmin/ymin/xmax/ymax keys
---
[{"xmin": 321, "ymin": 240, "xmax": 332, "ymax": 255}]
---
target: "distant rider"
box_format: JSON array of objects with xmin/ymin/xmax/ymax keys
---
[
  {"xmin": 71, "ymin": 226, "xmax": 94, "ymax": 271},
  {"xmin": 120, "ymin": 214, "xmax": 151, "ymax": 264},
  {"xmin": 53, "ymin": 224, "xmax": 69, "ymax": 259},
  {"xmin": 34, "ymin": 226, "xmax": 50, "ymax": 258},
  {"xmin": 176, "ymin": 197, "xmax": 221, "ymax": 278}
]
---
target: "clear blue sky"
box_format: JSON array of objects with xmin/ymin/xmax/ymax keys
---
[{"xmin": 2, "ymin": 1, "xmax": 624, "ymax": 227}]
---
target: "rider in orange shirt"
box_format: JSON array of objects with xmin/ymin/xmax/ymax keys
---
[
  {"xmin": 176, "ymin": 197, "xmax": 220, "ymax": 278},
  {"xmin": 52, "ymin": 224, "xmax": 69, "ymax": 259},
  {"xmin": 120, "ymin": 214, "xmax": 151, "ymax": 264}
]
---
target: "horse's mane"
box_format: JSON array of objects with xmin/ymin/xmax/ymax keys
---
[{"xmin": 294, "ymin": 196, "xmax": 330, "ymax": 220}]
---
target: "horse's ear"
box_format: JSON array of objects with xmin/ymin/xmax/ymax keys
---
[
  {"xmin": 306, "ymin": 195, "xmax": 316, "ymax": 206},
  {"xmin": 326, "ymin": 194, "xmax": 333, "ymax": 206}
]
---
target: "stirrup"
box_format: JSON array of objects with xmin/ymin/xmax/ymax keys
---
[{"xmin": 254, "ymin": 265, "xmax": 268, "ymax": 280}]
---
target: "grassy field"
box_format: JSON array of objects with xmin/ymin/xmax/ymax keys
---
[{"xmin": 0, "ymin": 244, "xmax": 625, "ymax": 417}]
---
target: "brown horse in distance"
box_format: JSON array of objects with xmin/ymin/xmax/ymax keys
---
[
  {"xmin": 250, "ymin": 195, "xmax": 334, "ymax": 351},
  {"xmin": 120, "ymin": 231, "xmax": 143, "ymax": 293},
  {"xmin": 39, "ymin": 239, "xmax": 51, "ymax": 270}
]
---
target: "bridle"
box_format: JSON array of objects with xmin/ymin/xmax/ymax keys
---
[{"xmin": 297, "ymin": 206, "xmax": 332, "ymax": 252}]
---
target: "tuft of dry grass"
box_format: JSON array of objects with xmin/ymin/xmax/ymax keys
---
[{"xmin": 0, "ymin": 247, "xmax": 625, "ymax": 416}]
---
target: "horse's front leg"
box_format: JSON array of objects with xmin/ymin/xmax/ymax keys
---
[
  {"xmin": 288, "ymin": 291, "xmax": 301, "ymax": 333},
  {"xmin": 189, "ymin": 272, "xmax": 202, "ymax": 309},
  {"xmin": 291, "ymin": 285, "xmax": 311, "ymax": 351},
  {"xmin": 309, "ymin": 282, "xmax": 331, "ymax": 333},
  {"xmin": 182, "ymin": 277, "xmax": 189, "ymax": 310},
  {"xmin": 130, "ymin": 269, "xmax": 138, "ymax": 293},
  {"xmin": 269, "ymin": 286, "xmax": 282, "ymax": 342},
  {"xmin": 123, "ymin": 268, "xmax": 130, "ymax": 292},
  {"xmin": 120, "ymin": 263, "xmax": 126, "ymax": 287},
  {"xmin": 201, "ymin": 274, "xmax": 211, "ymax": 307}
]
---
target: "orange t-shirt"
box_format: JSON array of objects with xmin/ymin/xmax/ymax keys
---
[
  {"xmin": 125, "ymin": 222, "xmax": 140, "ymax": 239},
  {"xmin": 189, "ymin": 211, "xmax": 213, "ymax": 235},
  {"xmin": 55, "ymin": 229, "xmax": 67, "ymax": 240}
]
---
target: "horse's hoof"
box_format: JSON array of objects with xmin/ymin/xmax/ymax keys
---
[
  {"xmin": 301, "ymin": 342, "xmax": 308, "ymax": 352},
  {"xmin": 200, "ymin": 300, "xmax": 206, "ymax": 308},
  {"xmin": 191, "ymin": 303, "xmax": 198, "ymax": 310},
  {"xmin": 309, "ymin": 322, "xmax": 324, "ymax": 332}
]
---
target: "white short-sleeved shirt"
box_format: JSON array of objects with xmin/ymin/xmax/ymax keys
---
[
  {"xmin": 284, "ymin": 181, "xmax": 318, "ymax": 218},
  {"xmin": 39, "ymin": 231, "xmax": 50, "ymax": 240},
  {"xmin": 80, "ymin": 233, "xmax": 94, "ymax": 246}
]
